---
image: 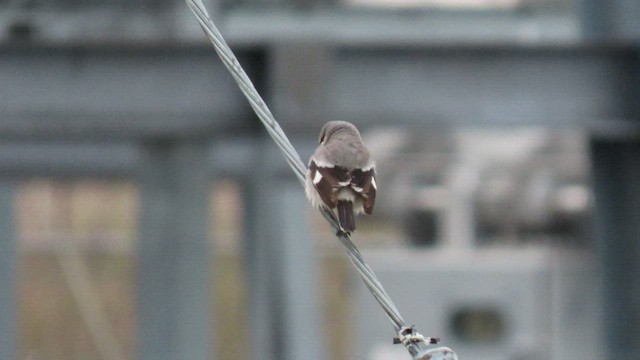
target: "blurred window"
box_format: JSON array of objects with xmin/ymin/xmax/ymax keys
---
[{"xmin": 451, "ymin": 307, "xmax": 506, "ymax": 343}]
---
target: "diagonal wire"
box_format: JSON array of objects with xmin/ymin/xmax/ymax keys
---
[
  {"xmin": 183, "ymin": 1, "xmax": 456, "ymax": 358},
  {"xmin": 187, "ymin": 0, "xmax": 401, "ymax": 345}
]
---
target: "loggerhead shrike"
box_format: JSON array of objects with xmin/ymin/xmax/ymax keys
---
[{"xmin": 305, "ymin": 121, "xmax": 377, "ymax": 234}]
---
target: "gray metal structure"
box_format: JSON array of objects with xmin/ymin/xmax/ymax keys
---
[
  {"xmin": 0, "ymin": 0, "xmax": 639, "ymax": 359},
  {"xmin": 355, "ymin": 248, "xmax": 602, "ymax": 360},
  {"xmin": 0, "ymin": 180, "xmax": 16, "ymax": 360}
]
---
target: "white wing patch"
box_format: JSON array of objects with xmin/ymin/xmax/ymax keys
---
[
  {"xmin": 371, "ymin": 177, "xmax": 377, "ymax": 190},
  {"xmin": 313, "ymin": 171, "xmax": 323, "ymax": 185}
]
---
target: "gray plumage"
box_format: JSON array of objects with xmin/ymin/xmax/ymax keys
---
[
  {"xmin": 315, "ymin": 121, "xmax": 372, "ymax": 169},
  {"xmin": 305, "ymin": 121, "xmax": 377, "ymax": 234}
]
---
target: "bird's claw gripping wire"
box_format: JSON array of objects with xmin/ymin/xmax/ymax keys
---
[{"xmin": 393, "ymin": 326, "xmax": 440, "ymax": 346}]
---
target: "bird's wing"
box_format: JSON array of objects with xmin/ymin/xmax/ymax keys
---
[
  {"xmin": 351, "ymin": 167, "xmax": 377, "ymax": 214},
  {"xmin": 309, "ymin": 160, "xmax": 351, "ymax": 208}
]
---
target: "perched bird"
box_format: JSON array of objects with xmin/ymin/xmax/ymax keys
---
[{"xmin": 305, "ymin": 121, "xmax": 377, "ymax": 234}]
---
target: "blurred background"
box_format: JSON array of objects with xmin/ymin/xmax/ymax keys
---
[{"xmin": 1, "ymin": 0, "xmax": 639, "ymax": 360}]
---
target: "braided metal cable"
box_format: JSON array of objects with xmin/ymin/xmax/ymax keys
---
[{"xmin": 184, "ymin": 2, "xmax": 457, "ymax": 358}]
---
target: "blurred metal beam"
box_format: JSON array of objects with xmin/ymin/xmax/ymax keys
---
[
  {"xmin": 0, "ymin": 136, "xmax": 312, "ymax": 179},
  {"xmin": 591, "ymin": 138, "xmax": 640, "ymax": 360},
  {"xmin": 0, "ymin": 111, "xmax": 239, "ymax": 141},
  {"xmin": 2, "ymin": 45, "xmax": 640, "ymax": 140},
  {"xmin": 328, "ymin": 46, "xmax": 638, "ymax": 129},
  {"xmin": 0, "ymin": 45, "xmax": 258, "ymax": 140},
  {"xmin": 0, "ymin": 7, "xmax": 579, "ymax": 45},
  {"xmin": 241, "ymin": 141, "xmax": 323, "ymax": 360},
  {"xmin": 241, "ymin": 140, "xmax": 282, "ymax": 360},
  {"xmin": 275, "ymin": 183, "xmax": 325, "ymax": 360},
  {"xmin": 0, "ymin": 142, "xmax": 139, "ymax": 178},
  {"xmin": 137, "ymin": 140, "xmax": 212, "ymax": 360},
  {"xmin": 224, "ymin": 10, "xmax": 579, "ymax": 46},
  {"xmin": 0, "ymin": 181, "xmax": 16, "ymax": 360},
  {"xmin": 241, "ymin": 182, "xmax": 270, "ymax": 356}
]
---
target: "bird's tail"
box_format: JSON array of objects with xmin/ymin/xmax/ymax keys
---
[{"xmin": 337, "ymin": 200, "xmax": 356, "ymax": 234}]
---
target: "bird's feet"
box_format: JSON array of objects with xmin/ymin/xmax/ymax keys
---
[{"xmin": 336, "ymin": 228, "xmax": 351, "ymax": 237}]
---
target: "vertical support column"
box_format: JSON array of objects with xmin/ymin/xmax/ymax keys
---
[
  {"xmin": 242, "ymin": 141, "xmax": 324, "ymax": 360},
  {"xmin": 138, "ymin": 140, "xmax": 212, "ymax": 360},
  {"xmin": 242, "ymin": 142, "xmax": 279, "ymax": 360},
  {"xmin": 276, "ymin": 183, "xmax": 325, "ymax": 360},
  {"xmin": 576, "ymin": 3, "xmax": 640, "ymax": 353},
  {"xmin": 0, "ymin": 181, "xmax": 16, "ymax": 360},
  {"xmin": 591, "ymin": 139, "xmax": 640, "ymax": 360}
]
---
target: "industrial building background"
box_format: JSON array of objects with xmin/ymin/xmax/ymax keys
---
[{"xmin": 1, "ymin": 0, "xmax": 639, "ymax": 359}]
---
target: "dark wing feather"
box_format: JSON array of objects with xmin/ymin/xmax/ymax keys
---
[
  {"xmin": 309, "ymin": 160, "xmax": 350, "ymax": 209},
  {"xmin": 351, "ymin": 168, "xmax": 376, "ymax": 214}
]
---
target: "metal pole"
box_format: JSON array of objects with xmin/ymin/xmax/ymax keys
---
[
  {"xmin": 0, "ymin": 180, "xmax": 16, "ymax": 360},
  {"xmin": 137, "ymin": 140, "xmax": 212, "ymax": 360},
  {"xmin": 241, "ymin": 141, "xmax": 278, "ymax": 360},
  {"xmin": 591, "ymin": 139, "xmax": 640, "ymax": 360},
  {"xmin": 242, "ymin": 141, "xmax": 324, "ymax": 360},
  {"xmin": 275, "ymin": 183, "xmax": 325, "ymax": 360}
]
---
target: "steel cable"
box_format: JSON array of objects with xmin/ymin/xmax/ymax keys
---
[{"xmin": 183, "ymin": 2, "xmax": 458, "ymax": 358}]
